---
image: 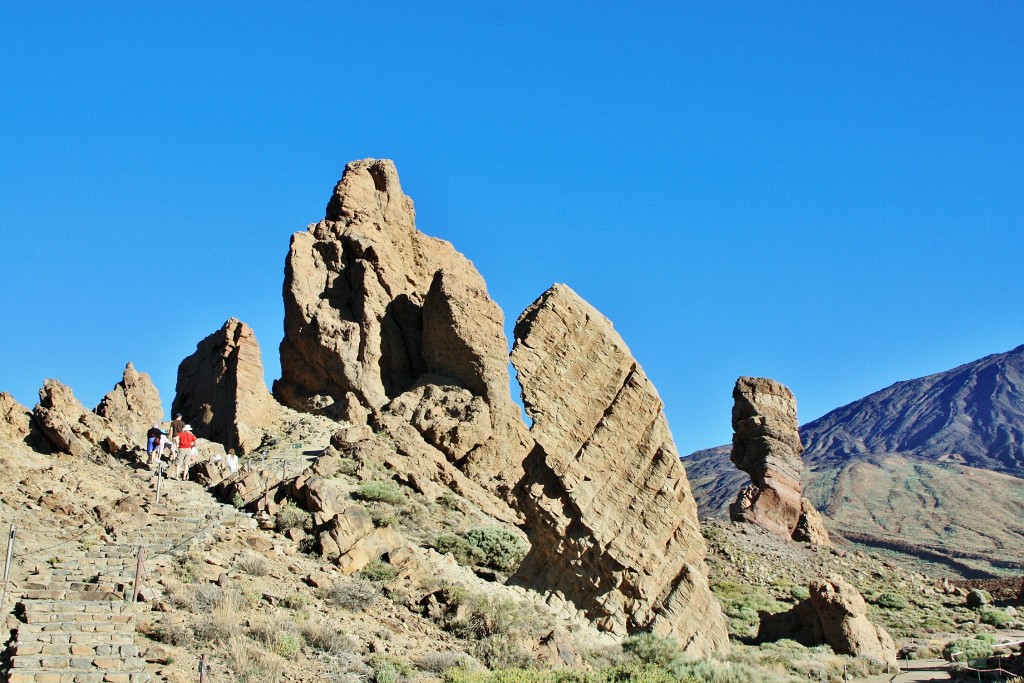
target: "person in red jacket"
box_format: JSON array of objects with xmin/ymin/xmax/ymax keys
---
[{"xmin": 176, "ymin": 425, "xmax": 198, "ymax": 480}]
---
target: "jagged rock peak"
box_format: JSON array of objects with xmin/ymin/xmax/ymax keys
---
[
  {"xmin": 95, "ymin": 362, "xmax": 163, "ymax": 440},
  {"xmin": 511, "ymin": 283, "xmax": 728, "ymax": 655},
  {"xmin": 174, "ymin": 318, "xmax": 281, "ymax": 455},
  {"xmin": 0, "ymin": 392, "xmax": 33, "ymax": 444},
  {"xmin": 275, "ymin": 159, "xmax": 531, "ymax": 499}
]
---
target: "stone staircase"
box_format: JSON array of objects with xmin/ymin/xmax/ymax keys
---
[{"xmin": 2, "ymin": 472, "xmax": 255, "ymax": 682}]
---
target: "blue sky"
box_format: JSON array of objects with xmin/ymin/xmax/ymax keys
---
[{"xmin": 2, "ymin": 2, "xmax": 1022, "ymax": 452}]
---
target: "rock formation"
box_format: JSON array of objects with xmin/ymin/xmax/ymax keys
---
[
  {"xmin": 274, "ymin": 158, "xmax": 530, "ymax": 496},
  {"xmin": 95, "ymin": 362, "xmax": 163, "ymax": 442},
  {"xmin": 758, "ymin": 575, "xmax": 897, "ymax": 667},
  {"xmin": 729, "ymin": 377, "xmax": 829, "ymax": 544},
  {"xmin": 173, "ymin": 318, "xmax": 282, "ymax": 454},
  {"xmin": 32, "ymin": 375, "xmax": 156, "ymax": 458},
  {"xmin": 510, "ymin": 284, "xmax": 728, "ymax": 655},
  {"xmin": 0, "ymin": 392, "xmax": 33, "ymax": 444}
]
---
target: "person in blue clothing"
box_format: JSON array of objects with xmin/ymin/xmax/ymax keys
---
[{"xmin": 146, "ymin": 423, "xmax": 162, "ymax": 464}]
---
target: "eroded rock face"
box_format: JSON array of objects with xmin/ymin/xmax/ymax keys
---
[
  {"xmin": 510, "ymin": 284, "xmax": 728, "ymax": 655},
  {"xmin": 275, "ymin": 159, "xmax": 530, "ymax": 496},
  {"xmin": 95, "ymin": 362, "xmax": 163, "ymax": 443},
  {"xmin": 0, "ymin": 392, "xmax": 33, "ymax": 444},
  {"xmin": 33, "ymin": 379, "xmax": 134, "ymax": 457},
  {"xmin": 173, "ymin": 318, "xmax": 282, "ymax": 454},
  {"xmin": 792, "ymin": 497, "xmax": 831, "ymax": 546},
  {"xmin": 758, "ymin": 575, "xmax": 897, "ymax": 667},
  {"xmin": 810, "ymin": 576, "xmax": 897, "ymax": 666},
  {"xmin": 729, "ymin": 377, "xmax": 807, "ymax": 538}
]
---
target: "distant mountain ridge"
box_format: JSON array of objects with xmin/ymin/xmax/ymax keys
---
[
  {"xmin": 684, "ymin": 343, "xmax": 1024, "ymax": 577},
  {"xmin": 800, "ymin": 343, "xmax": 1024, "ymax": 475}
]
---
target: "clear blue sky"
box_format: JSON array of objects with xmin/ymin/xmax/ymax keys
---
[{"xmin": 2, "ymin": 3, "xmax": 1022, "ymax": 452}]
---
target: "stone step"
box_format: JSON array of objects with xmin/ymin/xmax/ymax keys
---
[{"xmin": 7, "ymin": 667, "xmax": 151, "ymax": 682}]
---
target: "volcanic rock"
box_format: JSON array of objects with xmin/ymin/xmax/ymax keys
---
[
  {"xmin": 33, "ymin": 379, "xmax": 128, "ymax": 457},
  {"xmin": 95, "ymin": 362, "xmax": 163, "ymax": 443},
  {"xmin": 173, "ymin": 318, "xmax": 282, "ymax": 454},
  {"xmin": 275, "ymin": 159, "xmax": 530, "ymax": 496},
  {"xmin": 510, "ymin": 283, "xmax": 728, "ymax": 655},
  {"xmin": 0, "ymin": 392, "xmax": 33, "ymax": 444},
  {"xmin": 758, "ymin": 575, "xmax": 897, "ymax": 667},
  {"xmin": 729, "ymin": 377, "xmax": 811, "ymax": 540},
  {"xmin": 792, "ymin": 497, "xmax": 831, "ymax": 546}
]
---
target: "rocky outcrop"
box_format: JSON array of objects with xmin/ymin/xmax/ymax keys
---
[
  {"xmin": 729, "ymin": 377, "xmax": 829, "ymax": 544},
  {"xmin": 275, "ymin": 159, "xmax": 530, "ymax": 496},
  {"xmin": 32, "ymin": 379, "xmax": 140, "ymax": 457},
  {"xmin": 510, "ymin": 284, "xmax": 728, "ymax": 655},
  {"xmin": 758, "ymin": 575, "xmax": 897, "ymax": 667},
  {"xmin": 0, "ymin": 392, "xmax": 33, "ymax": 444},
  {"xmin": 173, "ymin": 318, "xmax": 282, "ymax": 454},
  {"xmin": 95, "ymin": 362, "xmax": 163, "ymax": 443}
]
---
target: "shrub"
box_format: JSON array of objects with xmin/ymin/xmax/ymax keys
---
[
  {"xmin": 372, "ymin": 511, "xmax": 398, "ymax": 528},
  {"xmin": 434, "ymin": 533, "xmax": 487, "ymax": 566},
  {"xmin": 712, "ymin": 581, "xmax": 786, "ymax": 637},
  {"xmin": 197, "ymin": 589, "xmax": 244, "ymax": 643},
  {"xmin": 622, "ymin": 633, "xmax": 681, "ymax": 667},
  {"xmin": 474, "ymin": 636, "xmax": 534, "ymax": 669},
  {"xmin": 237, "ymin": 551, "xmax": 270, "ymax": 576},
  {"xmin": 416, "ymin": 651, "xmax": 477, "ymax": 674},
  {"xmin": 943, "ymin": 636, "xmax": 994, "ymax": 665},
  {"xmin": 319, "ymin": 577, "xmax": 380, "ymax": 610},
  {"xmin": 226, "ymin": 633, "xmax": 285, "ymax": 682},
  {"xmin": 464, "ymin": 527, "xmax": 529, "ymax": 573},
  {"xmin": 980, "ymin": 608, "xmax": 1011, "ymax": 627},
  {"xmin": 789, "ymin": 585, "xmax": 810, "ymax": 601},
  {"xmin": 275, "ymin": 502, "xmax": 312, "ymax": 531},
  {"xmin": 299, "ymin": 618, "xmax": 356, "ymax": 655},
  {"xmin": 356, "ymin": 481, "xmax": 406, "ymax": 505},
  {"xmin": 358, "ymin": 559, "xmax": 398, "ymax": 584},
  {"xmin": 280, "ymin": 592, "xmax": 310, "ymax": 609},
  {"xmin": 875, "ymin": 592, "xmax": 909, "ymax": 610}
]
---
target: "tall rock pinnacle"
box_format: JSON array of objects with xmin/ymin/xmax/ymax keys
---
[{"xmin": 729, "ymin": 376, "xmax": 830, "ymax": 544}]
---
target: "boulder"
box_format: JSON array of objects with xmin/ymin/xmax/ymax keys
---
[
  {"xmin": 33, "ymin": 380, "xmax": 118, "ymax": 457},
  {"xmin": 759, "ymin": 576, "xmax": 896, "ymax": 668},
  {"xmin": 810, "ymin": 576, "xmax": 897, "ymax": 667},
  {"xmin": 0, "ymin": 392, "xmax": 33, "ymax": 444},
  {"xmin": 95, "ymin": 362, "xmax": 163, "ymax": 445},
  {"xmin": 510, "ymin": 283, "xmax": 728, "ymax": 655},
  {"xmin": 274, "ymin": 159, "xmax": 530, "ymax": 497},
  {"xmin": 318, "ymin": 505, "xmax": 404, "ymax": 574},
  {"xmin": 729, "ymin": 377, "xmax": 813, "ymax": 541},
  {"xmin": 173, "ymin": 318, "xmax": 282, "ymax": 454}
]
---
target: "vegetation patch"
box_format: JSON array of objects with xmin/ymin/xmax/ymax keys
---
[{"xmin": 356, "ymin": 481, "xmax": 407, "ymax": 505}]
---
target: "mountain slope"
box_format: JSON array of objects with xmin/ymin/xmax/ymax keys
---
[{"xmin": 684, "ymin": 343, "xmax": 1024, "ymax": 577}]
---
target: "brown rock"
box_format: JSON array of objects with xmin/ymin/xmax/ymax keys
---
[
  {"xmin": 0, "ymin": 392, "xmax": 32, "ymax": 444},
  {"xmin": 810, "ymin": 576, "xmax": 897, "ymax": 667},
  {"xmin": 173, "ymin": 318, "xmax": 282, "ymax": 454},
  {"xmin": 33, "ymin": 380, "xmax": 108, "ymax": 457},
  {"xmin": 275, "ymin": 159, "xmax": 530, "ymax": 497},
  {"xmin": 758, "ymin": 576, "xmax": 897, "ymax": 668},
  {"xmin": 318, "ymin": 505, "xmax": 405, "ymax": 574},
  {"xmin": 792, "ymin": 497, "xmax": 831, "ymax": 546},
  {"xmin": 729, "ymin": 377, "xmax": 805, "ymax": 539},
  {"xmin": 94, "ymin": 362, "xmax": 163, "ymax": 445},
  {"xmin": 510, "ymin": 284, "xmax": 728, "ymax": 655}
]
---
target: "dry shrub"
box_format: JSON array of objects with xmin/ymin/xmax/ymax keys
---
[
  {"xmin": 226, "ymin": 634, "xmax": 286, "ymax": 683},
  {"xmin": 318, "ymin": 577, "xmax": 380, "ymax": 610},
  {"xmin": 299, "ymin": 617, "xmax": 357, "ymax": 655},
  {"xmin": 197, "ymin": 588, "xmax": 244, "ymax": 643},
  {"xmin": 237, "ymin": 551, "xmax": 270, "ymax": 576}
]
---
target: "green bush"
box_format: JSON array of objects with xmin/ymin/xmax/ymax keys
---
[
  {"xmin": 622, "ymin": 633, "xmax": 681, "ymax": 667},
  {"xmin": 434, "ymin": 533, "xmax": 487, "ymax": 566},
  {"xmin": 712, "ymin": 581, "xmax": 785, "ymax": 637},
  {"xmin": 275, "ymin": 502, "xmax": 312, "ymax": 531},
  {"xmin": 943, "ymin": 636, "xmax": 994, "ymax": 665},
  {"xmin": 356, "ymin": 481, "xmax": 406, "ymax": 505},
  {"xmin": 980, "ymin": 608, "xmax": 1011, "ymax": 627},
  {"xmin": 789, "ymin": 585, "xmax": 810, "ymax": 602},
  {"xmin": 358, "ymin": 559, "xmax": 398, "ymax": 584},
  {"xmin": 875, "ymin": 592, "xmax": 909, "ymax": 610},
  {"xmin": 464, "ymin": 527, "xmax": 529, "ymax": 573}
]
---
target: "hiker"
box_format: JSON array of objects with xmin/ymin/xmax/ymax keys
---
[
  {"xmin": 170, "ymin": 413, "xmax": 186, "ymax": 458},
  {"xmin": 176, "ymin": 424, "xmax": 198, "ymax": 480},
  {"xmin": 225, "ymin": 452, "xmax": 239, "ymax": 475},
  {"xmin": 146, "ymin": 423, "xmax": 162, "ymax": 464}
]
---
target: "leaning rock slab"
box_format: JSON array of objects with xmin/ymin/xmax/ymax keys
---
[
  {"xmin": 173, "ymin": 318, "xmax": 282, "ymax": 454},
  {"xmin": 511, "ymin": 284, "xmax": 727, "ymax": 655},
  {"xmin": 0, "ymin": 392, "xmax": 33, "ymax": 444}
]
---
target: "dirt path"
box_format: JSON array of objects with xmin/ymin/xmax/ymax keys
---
[{"xmin": 864, "ymin": 658, "xmax": 949, "ymax": 683}]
